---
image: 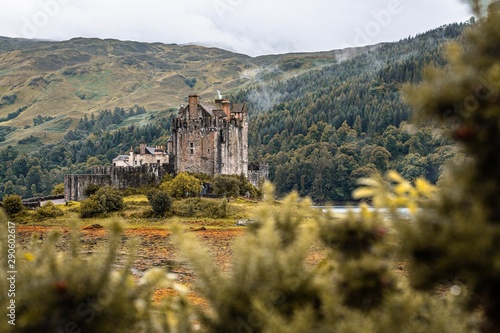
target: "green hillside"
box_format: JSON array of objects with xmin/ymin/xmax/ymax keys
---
[
  {"xmin": 0, "ymin": 36, "xmax": 372, "ymax": 147},
  {"xmin": 0, "ymin": 22, "xmax": 469, "ymax": 201}
]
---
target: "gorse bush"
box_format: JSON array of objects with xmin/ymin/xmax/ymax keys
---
[
  {"xmin": 400, "ymin": 1, "xmax": 500, "ymax": 332},
  {"xmin": 172, "ymin": 183, "xmax": 472, "ymax": 332},
  {"xmin": 2, "ymin": 194, "xmax": 23, "ymax": 216},
  {"xmin": 0, "ymin": 213, "xmax": 192, "ymax": 333}
]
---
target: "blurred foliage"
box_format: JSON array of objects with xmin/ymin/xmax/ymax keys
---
[
  {"xmin": 0, "ymin": 213, "xmax": 192, "ymax": 333},
  {"xmin": 172, "ymin": 183, "xmax": 474, "ymax": 332},
  {"xmin": 401, "ymin": 2, "xmax": 500, "ymax": 332}
]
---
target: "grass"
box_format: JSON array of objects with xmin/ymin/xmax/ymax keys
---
[{"xmin": 12, "ymin": 195, "xmax": 256, "ymax": 230}]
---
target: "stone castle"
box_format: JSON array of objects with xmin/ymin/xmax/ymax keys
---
[{"xmin": 64, "ymin": 95, "xmax": 268, "ymax": 201}]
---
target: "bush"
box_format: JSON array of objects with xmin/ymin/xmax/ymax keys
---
[
  {"xmin": 84, "ymin": 183, "xmax": 101, "ymax": 197},
  {"xmin": 93, "ymin": 187, "xmax": 124, "ymax": 212},
  {"xmin": 34, "ymin": 202, "xmax": 64, "ymax": 220},
  {"xmin": 79, "ymin": 198, "xmax": 105, "ymax": 218},
  {"xmin": 79, "ymin": 187, "xmax": 124, "ymax": 218},
  {"xmin": 147, "ymin": 189, "xmax": 173, "ymax": 217},
  {"xmin": 51, "ymin": 183, "xmax": 65, "ymax": 195},
  {"xmin": 172, "ymin": 184, "xmax": 469, "ymax": 332},
  {"xmin": 2, "ymin": 194, "xmax": 23, "ymax": 216},
  {"xmin": 161, "ymin": 172, "xmax": 201, "ymax": 198},
  {"xmin": 212, "ymin": 175, "xmax": 240, "ymax": 198},
  {"xmin": 172, "ymin": 197, "xmax": 227, "ymax": 218}
]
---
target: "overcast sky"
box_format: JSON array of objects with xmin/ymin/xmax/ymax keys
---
[{"xmin": 0, "ymin": 0, "xmax": 472, "ymax": 56}]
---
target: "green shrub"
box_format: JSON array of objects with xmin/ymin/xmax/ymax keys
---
[
  {"xmin": 34, "ymin": 202, "xmax": 64, "ymax": 220},
  {"xmin": 79, "ymin": 187, "xmax": 124, "ymax": 218},
  {"xmin": 212, "ymin": 175, "xmax": 240, "ymax": 198},
  {"xmin": 2, "ymin": 194, "xmax": 23, "ymax": 216},
  {"xmin": 212, "ymin": 174, "xmax": 260, "ymax": 199},
  {"xmin": 161, "ymin": 172, "xmax": 201, "ymax": 198},
  {"xmin": 93, "ymin": 187, "xmax": 124, "ymax": 212},
  {"xmin": 84, "ymin": 183, "xmax": 101, "ymax": 197},
  {"xmin": 51, "ymin": 183, "xmax": 65, "ymax": 195},
  {"xmin": 147, "ymin": 189, "xmax": 173, "ymax": 217},
  {"xmin": 172, "ymin": 197, "xmax": 227, "ymax": 218},
  {"xmin": 79, "ymin": 198, "xmax": 105, "ymax": 218}
]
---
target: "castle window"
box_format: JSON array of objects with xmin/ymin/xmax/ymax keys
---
[{"xmin": 190, "ymin": 142, "xmax": 194, "ymax": 155}]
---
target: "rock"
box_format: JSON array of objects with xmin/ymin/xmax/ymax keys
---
[
  {"xmin": 82, "ymin": 224, "xmax": 104, "ymax": 230},
  {"xmin": 236, "ymin": 219, "xmax": 254, "ymax": 226}
]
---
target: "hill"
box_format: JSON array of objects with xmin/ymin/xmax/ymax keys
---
[{"xmin": 0, "ymin": 36, "xmax": 372, "ymax": 147}]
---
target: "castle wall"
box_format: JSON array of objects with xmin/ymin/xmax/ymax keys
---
[
  {"xmin": 65, "ymin": 164, "xmax": 174, "ymax": 201},
  {"xmin": 221, "ymin": 119, "xmax": 248, "ymax": 176},
  {"xmin": 64, "ymin": 174, "xmax": 112, "ymax": 201},
  {"xmin": 173, "ymin": 121, "xmax": 215, "ymax": 175},
  {"xmin": 248, "ymin": 163, "xmax": 269, "ymax": 188}
]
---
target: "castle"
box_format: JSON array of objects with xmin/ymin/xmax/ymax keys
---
[
  {"xmin": 64, "ymin": 95, "xmax": 267, "ymax": 201},
  {"xmin": 171, "ymin": 95, "xmax": 248, "ymax": 176}
]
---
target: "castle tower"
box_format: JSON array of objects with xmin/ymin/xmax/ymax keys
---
[{"xmin": 172, "ymin": 96, "xmax": 248, "ymax": 177}]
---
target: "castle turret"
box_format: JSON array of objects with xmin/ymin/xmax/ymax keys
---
[{"xmin": 140, "ymin": 142, "xmax": 146, "ymax": 155}]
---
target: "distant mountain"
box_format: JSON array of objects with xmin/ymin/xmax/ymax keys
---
[{"xmin": 0, "ymin": 36, "xmax": 372, "ymax": 147}]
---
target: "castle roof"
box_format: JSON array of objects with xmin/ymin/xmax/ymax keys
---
[
  {"xmin": 213, "ymin": 109, "xmax": 227, "ymax": 118},
  {"xmin": 113, "ymin": 155, "xmax": 129, "ymax": 161},
  {"xmin": 232, "ymin": 104, "xmax": 246, "ymax": 113},
  {"xmin": 199, "ymin": 103, "xmax": 217, "ymax": 117}
]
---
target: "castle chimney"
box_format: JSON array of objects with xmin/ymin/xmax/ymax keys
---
[
  {"xmin": 221, "ymin": 100, "xmax": 230, "ymax": 117},
  {"xmin": 188, "ymin": 94, "xmax": 199, "ymax": 119},
  {"xmin": 140, "ymin": 142, "xmax": 146, "ymax": 155}
]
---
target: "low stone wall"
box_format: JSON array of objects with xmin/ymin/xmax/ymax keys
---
[
  {"xmin": 22, "ymin": 194, "xmax": 65, "ymax": 209},
  {"xmin": 65, "ymin": 164, "xmax": 175, "ymax": 201},
  {"xmin": 64, "ymin": 174, "xmax": 112, "ymax": 202}
]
